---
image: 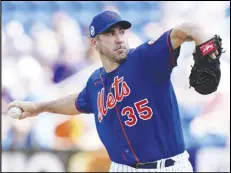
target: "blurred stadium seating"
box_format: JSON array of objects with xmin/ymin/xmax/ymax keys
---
[
  {"xmin": 2, "ymin": 1, "xmax": 230, "ymax": 172},
  {"xmin": 2, "ymin": 1, "xmax": 162, "ymax": 36}
]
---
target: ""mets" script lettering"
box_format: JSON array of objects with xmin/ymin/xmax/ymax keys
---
[
  {"xmin": 97, "ymin": 76, "xmax": 153, "ymax": 126},
  {"xmin": 97, "ymin": 76, "xmax": 131, "ymax": 122}
]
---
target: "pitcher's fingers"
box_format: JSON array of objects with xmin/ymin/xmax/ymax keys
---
[
  {"xmin": 8, "ymin": 101, "xmax": 22, "ymax": 110},
  {"xmin": 215, "ymin": 50, "xmax": 219, "ymax": 56},
  {"xmin": 8, "ymin": 102, "xmax": 17, "ymax": 110}
]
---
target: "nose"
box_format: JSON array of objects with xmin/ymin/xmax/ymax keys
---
[{"xmin": 115, "ymin": 33, "xmax": 124, "ymax": 44}]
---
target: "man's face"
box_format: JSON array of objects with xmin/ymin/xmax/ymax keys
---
[{"xmin": 93, "ymin": 24, "xmax": 129, "ymax": 64}]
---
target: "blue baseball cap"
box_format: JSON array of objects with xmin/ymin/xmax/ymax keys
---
[{"xmin": 89, "ymin": 11, "xmax": 132, "ymax": 38}]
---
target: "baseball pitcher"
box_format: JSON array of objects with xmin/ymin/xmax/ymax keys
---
[{"xmin": 8, "ymin": 11, "xmax": 225, "ymax": 172}]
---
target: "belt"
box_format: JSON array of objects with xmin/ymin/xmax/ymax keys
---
[{"xmin": 131, "ymin": 158, "xmax": 175, "ymax": 169}]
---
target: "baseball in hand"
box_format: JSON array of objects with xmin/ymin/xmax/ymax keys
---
[{"xmin": 8, "ymin": 107, "xmax": 23, "ymax": 119}]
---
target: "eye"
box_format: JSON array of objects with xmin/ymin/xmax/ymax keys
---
[
  {"xmin": 120, "ymin": 30, "xmax": 125, "ymax": 35},
  {"xmin": 107, "ymin": 33, "xmax": 113, "ymax": 36}
]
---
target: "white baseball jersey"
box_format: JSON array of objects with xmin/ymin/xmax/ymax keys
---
[{"xmin": 109, "ymin": 150, "xmax": 193, "ymax": 172}]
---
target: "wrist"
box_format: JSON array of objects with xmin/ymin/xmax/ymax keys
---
[
  {"xmin": 35, "ymin": 102, "xmax": 45, "ymax": 113},
  {"xmin": 191, "ymin": 29, "xmax": 214, "ymax": 46}
]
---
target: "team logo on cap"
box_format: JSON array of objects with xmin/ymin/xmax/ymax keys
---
[{"xmin": 90, "ymin": 26, "xmax": 95, "ymax": 37}]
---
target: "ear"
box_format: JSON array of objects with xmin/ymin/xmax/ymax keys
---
[{"xmin": 90, "ymin": 38, "xmax": 97, "ymax": 48}]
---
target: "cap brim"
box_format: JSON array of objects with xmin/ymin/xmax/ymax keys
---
[{"xmin": 98, "ymin": 20, "xmax": 132, "ymax": 35}]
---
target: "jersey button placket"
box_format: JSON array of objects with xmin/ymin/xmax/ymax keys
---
[{"xmin": 114, "ymin": 125, "xmax": 130, "ymax": 157}]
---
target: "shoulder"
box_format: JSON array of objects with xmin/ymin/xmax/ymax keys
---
[
  {"xmin": 128, "ymin": 30, "xmax": 170, "ymax": 56},
  {"xmin": 146, "ymin": 29, "xmax": 183, "ymax": 52},
  {"xmin": 127, "ymin": 42, "xmax": 150, "ymax": 56},
  {"xmin": 90, "ymin": 68, "xmax": 101, "ymax": 78},
  {"xmin": 87, "ymin": 68, "xmax": 102, "ymax": 85}
]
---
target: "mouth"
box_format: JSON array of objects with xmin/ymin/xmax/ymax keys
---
[
  {"xmin": 114, "ymin": 45, "xmax": 126, "ymax": 51},
  {"xmin": 116, "ymin": 48, "xmax": 125, "ymax": 51},
  {"xmin": 115, "ymin": 47, "xmax": 126, "ymax": 52}
]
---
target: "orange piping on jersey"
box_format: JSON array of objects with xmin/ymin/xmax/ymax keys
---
[
  {"xmin": 94, "ymin": 79, "xmax": 101, "ymax": 85},
  {"xmin": 122, "ymin": 152, "xmax": 127, "ymax": 161},
  {"xmin": 115, "ymin": 106, "xmax": 140, "ymax": 163},
  {"xmin": 99, "ymin": 73, "xmax": 140, "ymax": 163}
]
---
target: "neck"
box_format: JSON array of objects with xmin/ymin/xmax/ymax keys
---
[{"xmin": 100, "ymin": 54, "xmax": 120, "ymax": 73}]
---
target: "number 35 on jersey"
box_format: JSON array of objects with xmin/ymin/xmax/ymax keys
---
[{"xmin": 97, "ymin": 76, "xmax": 153, "ymax": 127}]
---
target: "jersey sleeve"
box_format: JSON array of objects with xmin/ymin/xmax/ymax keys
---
[
  {"xmin": 135, "ymin": 29, "xmax": 181, "ymax": 79},
  {"xmin": 75, "ymin": 81, "xmax": 93, "ymax": 114}
]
